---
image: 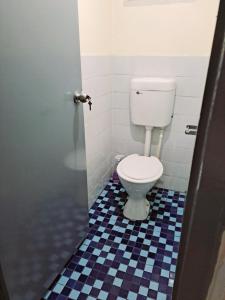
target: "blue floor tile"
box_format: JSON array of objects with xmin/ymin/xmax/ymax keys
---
[{"xmin": 42, "ymin": 179, "xmax": 185, "ymax": 300}]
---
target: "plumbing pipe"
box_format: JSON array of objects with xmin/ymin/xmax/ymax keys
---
[
  {"xmin": 144, "ymin": 126, "xmax": 153, "ymax": 156},
  {"xmin": 155, "ymin": 128, "xmax": 164, "ymax": 158}
]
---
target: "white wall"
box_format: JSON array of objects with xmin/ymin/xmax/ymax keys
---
[
  {"xmin": 112, "ymin": 0, "xmax": 219, "ymax": 56},
  {"xmin": 78, "ymin": 0, "xmax": 219, "ymax": 200},
  {"xmin": 81, "ymin": 56, "xmax": 112, "ymax": 206},
  {"xmin": 110, "ymin": 0, "xmax": 218, "ymax": 191},
  {"xmin": 78, "ymin": 1, "xmax": 113, "ymax": 206},
  {"xmin": 112, "ymin": 56, "xmax": 209, "ymax": 191},
  {"xmin": 78, "ymin": 0, "xmax": 219, "ymax": 56},
  {"xmin": 78, "ymin": 0, "xmax": 112, "ymax": 55}
]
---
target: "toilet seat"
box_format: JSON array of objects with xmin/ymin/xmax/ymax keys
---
[{"xmin": 117, "ymin": 154, "xmax": 163, "ymax": 184}]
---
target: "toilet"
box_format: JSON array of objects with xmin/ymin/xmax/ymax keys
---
[{"xmin": 117, "ymin": 77, "xmax": 176, "ymax": 221}]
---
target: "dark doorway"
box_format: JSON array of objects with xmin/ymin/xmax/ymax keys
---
[{"xmin": 173, "ymin": 0, "xmax": 225, "ymax": 299}]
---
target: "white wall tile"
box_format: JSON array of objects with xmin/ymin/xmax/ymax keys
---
[
  {"xmin": 112, "ymin": 138, "xmax": 144, "ymax": 157},
  {"xmin": 174, "ymin": 96, "xmax": 202, "ymax": 116},
  {"xmin": 113, "ymin": 56, "xmax": 209, "ymax": 78},
  {"xmin": 161, "ymin": 146, "xmax": 194, "ymax": 164},
  {"xmin": 82, "ymin": 75, "xmax": 111, "ymax": 98},
  {"xmin": 112, "ymin": 92, "xmax": 130, "ymax": 109},
  {"xmin": 112, "ymin": 109, "xmax": 130, "ymax": 126},
  {"xmin": 84, "ymin": 93, "xmax": 111, "ymax": 123},
  {"xmin": 81, "ymin": 56, "xmax": 111, "ymax": 79},
  {"xmin": 171, "ymin": 114, "xmax": 199, "ymax": 133},
  {"xmin": 112, "ymin": 56, "xmax": 134, "ymax": 75},
  {"xmin": 112, "ymin": 124, "xmax": 145, "ymax": 142},
  {"xmin": 81, "ymin": 56, "xmax": 112, "ymax": 207},
  {"xmin": 176, "ymin": 76, "xmax": 206, "ymax": 98},
  {"xmin": 157, "ymin": 175, "xmax": 189, "ymax": 192},
  {"xmin": 83, "ymin": 55, "xmax": 208, "ymax": 197},
  {"xmin": 163, "ymin": 161, "xmax": 191, "ymax": 179},
  {"xmin": 111, "ymin": 56, "xmax": 208, "ymax": 192},
  {"xmin": 163, "ymin": 129, "xmax": 196, "ymax": 149},
  {"xmin": 112, "ymin": 75, "xmax": 131, "ymax": 93}
]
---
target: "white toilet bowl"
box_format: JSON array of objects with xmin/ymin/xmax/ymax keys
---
[
  {"xmin": 117, "ymin": 77, "xmax": 175, "ymax": 221},
  {"xmin": 117, "ymin": 154, "xmax": 163, "ymax": 221}
]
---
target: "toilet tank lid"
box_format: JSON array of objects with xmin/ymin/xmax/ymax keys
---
[{"xmin": 131, "ymin": 77, "xmax": 176, "ymax": 91}]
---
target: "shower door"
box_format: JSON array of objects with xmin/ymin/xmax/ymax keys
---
[{"xmin": 0, "ymin": 1, "xmax": 88, "ymax": 299}]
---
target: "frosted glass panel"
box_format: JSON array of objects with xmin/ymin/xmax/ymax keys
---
[{"xmin": 0, "ymin": 1, "xmax": 88, "ymax": 299}]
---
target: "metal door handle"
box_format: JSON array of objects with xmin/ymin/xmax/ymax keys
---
[
  {"xmin": 73, "ymin": 92, "xmax": 92, "ymax": 111},
  {"xmin": 73, "ymin": 92, "xmax": 91, "ymax": 103}
]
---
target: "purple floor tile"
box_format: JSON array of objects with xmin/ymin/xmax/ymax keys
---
[{"xmin": 43, "ymin": 179, "xmax": 185, "ymax": 300}]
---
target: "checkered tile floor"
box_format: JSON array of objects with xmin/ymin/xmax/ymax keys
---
[{"xmin": 43, "ymin": 179, "xmax": 185, "ymax": 300}]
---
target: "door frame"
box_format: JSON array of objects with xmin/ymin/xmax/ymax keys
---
[
  {"xmin": 173, "ymin": 0, "xmax": 225, "ymax": 299},
  {"xmin": 0, "ymin": 265, "xmax": 9, "ymax": 300}
]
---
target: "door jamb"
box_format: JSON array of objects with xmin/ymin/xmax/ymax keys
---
[{"xmin": 173, "ymin": 1, "xmax": 225, "ymax": 299}]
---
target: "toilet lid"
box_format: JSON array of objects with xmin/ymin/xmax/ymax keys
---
[{"xmin": 120, "ymin": 154, "xmax": 163, "ymax": 180}]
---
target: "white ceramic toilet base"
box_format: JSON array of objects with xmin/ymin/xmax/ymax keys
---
[{"xmin": 123, "ymin": 197, "xmax": 150, "ymax": 221}]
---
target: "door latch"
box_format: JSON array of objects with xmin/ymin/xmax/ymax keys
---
[{"xmin": 73, "ymin": 92, "xmax": 93, "ymax": 111}]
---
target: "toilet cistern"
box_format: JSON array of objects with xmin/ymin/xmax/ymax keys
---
[{"xmin": 117, "ymin": 77, "xmax": 176, "ymax": 221}]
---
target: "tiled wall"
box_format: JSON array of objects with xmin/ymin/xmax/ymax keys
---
[
  {"xmin": 111, "ymin": 56, "xmax": 209, "ymax": 192},
  {"xmin": 81, "ymin": 55, "xmax": 209, "ymax": 200},
  {"xmin": 81, "ymin": 56, "xmax": 112, "ymax": 206}
]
